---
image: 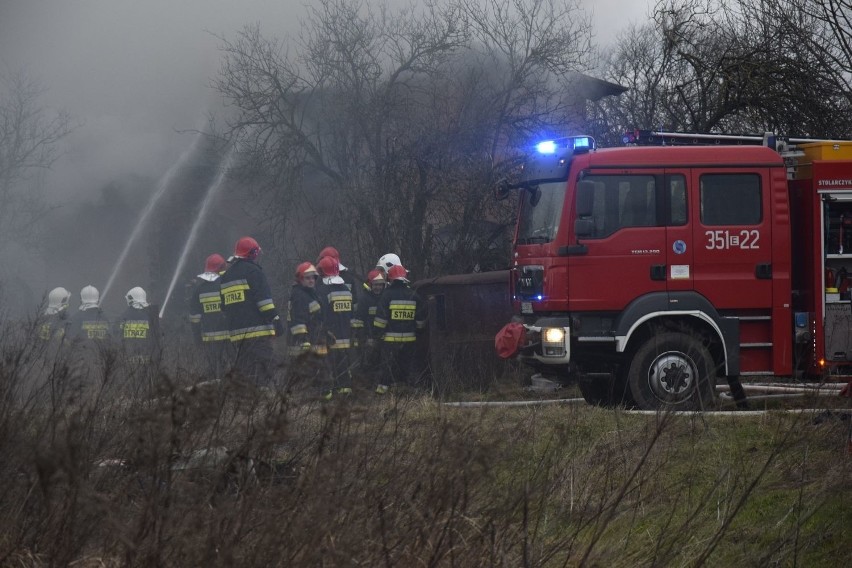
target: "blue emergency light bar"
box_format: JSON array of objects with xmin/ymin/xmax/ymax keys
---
[
  {"xmin": 519, "ymin": 135, "xmax": 595, "ymax": 185},
  {"xmin": 536, "ymin": 140, "xmax": 557, "ymax": 154},
  {"xmin": 535, "ymin": 135, "xmax": 595, "ymax": 154}
]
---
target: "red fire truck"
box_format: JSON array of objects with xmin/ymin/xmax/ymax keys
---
[{"xmin": 496, "ymin": 131, "xmax": 852, "ymax": 409}]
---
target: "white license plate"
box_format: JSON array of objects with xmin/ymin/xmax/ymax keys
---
[{"xmin": 521, "ymin": 302, "xmax": 533, "ymax": 314}]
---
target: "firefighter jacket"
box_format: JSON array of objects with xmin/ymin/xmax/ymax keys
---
[
  {"xmin": 373, "ymin": 281, "xmax": 427, "ymax": 343},
  {"xmin": 287, "ymin": 284, "xmax": 325, "ymax": 356},
  {"xmin": 188, "ymin": 275, "xmax": 230, "ymax": 343},
  {"xmin": 351, "ymin": 287, "xmax": 381, "ymax": 342},
  {"xmin": 219, "ymin": 259, "xmax": 281, "ymax": 341},
  {"xmin": 316, "ymin": 278, "xmax": 353, "ymax": 349},
  {"xmin": 69, "ymin": 307, "xmax": 111, "ymax": 341},
  {"xmin": 340, "ymin": 269, "xmax": 361, "ymax": 309},
  {"xmin": 119, "ymin": 305, "xmax": 157, "ymax": 361},
  {"xmin": 40, "ymin": 311, "xmax": 70, "ymax": 341}
]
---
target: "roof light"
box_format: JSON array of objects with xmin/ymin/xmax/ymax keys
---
[
  {"xmin": 534, "ymin": 135, "xmax": 595, "ymax": 155},
  {"xmin": 536, "ymin": 140, "xmax": 557, "ymax": 154},
  {"xmin": 572, "ymin": 136, "xmax": 592, "ymax": 149}
]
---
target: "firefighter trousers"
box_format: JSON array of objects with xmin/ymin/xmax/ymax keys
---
[
  {"xmin": 380, "ymin": 342, "xmax": 419, "ymax": 387},
  {"xmin": 230, "ymin": 337, "xmax": 276, "ymax": 387}
]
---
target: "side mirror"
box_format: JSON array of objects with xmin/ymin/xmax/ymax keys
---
[
  {"xmin": 576, "ymin": 180, "xmax": 595, "ymax": 217},
  {"xmin": 494, "ymin": 179, "xmax": 512, "ymax": 201},
  {"xmin": 575, "ymin": 219, "xmax": 595, "ymax": 237},
  {"xmin": 529, "ymin": 186, "xmax": 542, "ymax": 207}
]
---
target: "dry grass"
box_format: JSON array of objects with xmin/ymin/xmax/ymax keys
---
[{"xmin": 0, "ymin": 319, "xmax": 850, "ymax": 567}]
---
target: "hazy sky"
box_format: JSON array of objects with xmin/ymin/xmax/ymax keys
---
[{"xmin": 0, "ymin": 0, "xmax": 652, "ymax": 201}]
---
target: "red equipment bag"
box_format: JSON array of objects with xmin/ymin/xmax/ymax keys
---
[{"xmin": 495, "ymin": 322, "xmax": 527, "ymax": 359}]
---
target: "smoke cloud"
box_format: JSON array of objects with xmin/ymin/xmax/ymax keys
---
[{"xmin": 0, "ymin": 0, "xmax": 650, "ymax": 316}]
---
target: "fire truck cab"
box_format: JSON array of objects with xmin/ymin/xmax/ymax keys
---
[{"xmin": 500, "ymin": 133, "xmax": 852, "ymax": 409}]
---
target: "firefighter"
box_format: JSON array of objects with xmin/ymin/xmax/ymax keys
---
[
  {"xmin": 317, "ymin": 246, "xmax": 361, "ymax": 304},
  {"xmin": 351, "ymin": 269, "xmax": 386, "ymax": 383},
  {"xmin": 287, "ymin": 261, "xmax": 333, "ymax": 398},
  {"xmin": 219, "ymin": 236, "xmax": 284, "ymax": 386},
  {"xmin": 316, "ymin": 255, "xmax": 354, "ymax": 397},
  {"xmin": 375, "ymin": 253, "xmax": 402, "ymax": 277},
  {"xmin": 40, "ymin": 286, "xmax": 71, "ymax": 341},
  {"xmin": 69, "ymin": 285, "xmax": 110, "ymax": 342},
  {"xmin": 67, "ymin": 285, "xmax": 111, "ymax": 382},
  {"xmin": 373, "ymin": 264, "xmax": 427, "ymax": 392},
  {"xmin": 119, "ymin": 287, "xmax": 159, "ymax": 367},
  {"xmin": 188, "ymin": 253, "xmax": 231, "ymax": 378},
  {"xmin": 287, "ymin": 262, "xmax": 324, "ymax": 356}
]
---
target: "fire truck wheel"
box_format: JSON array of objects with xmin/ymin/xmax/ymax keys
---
[
  {"xmin": 578, "ymin": 376, "xmax": 612, "ymax": 406},
  {"xmin": 578, "ymin": 373, "xmax": 630, "ymax": 407},
  {"xmin": 627, "ymin": 331, "xmax": 717, "ymax": 411}
]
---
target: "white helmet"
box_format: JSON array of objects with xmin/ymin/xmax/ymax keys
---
[
  {"xmin": 126, "ymin": 286, "xmax": 149, "ymax": 308},
  {"xmin": 80, "ymin": 285, "xmax": 100, "ymax": 309},
  {"xmin": 376, "ymin": 253, "xmax": 402, "ymax": 273},
  {"xmin": 46, "ymin": 287, "xmax": 71, "ymax": 315}
]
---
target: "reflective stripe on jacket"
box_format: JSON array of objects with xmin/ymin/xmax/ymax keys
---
[
  {"xmin": 219, "ymin": 259, "xmax": 278, "ymax": 342},
  {"xmin": 119, "ymin": 305, "xmax": 158, "ymax": 357},
  {"xmin": 373, "ymin": 281, "xmax": 427, "ymax": 342},
  {"xmin": 287, "ymin": 283, "xmax": 324, "ymax": 353},
  {"xmin": 316, "ymin": 280, "xmax": 353, "ymax": 349},
  {"xmin": 70, "ymin": 308, "xmax": 111, "ymax": 341},
  {"xmin": 189, "ymin": 278, "xmax": 230, "ymax": 342}
]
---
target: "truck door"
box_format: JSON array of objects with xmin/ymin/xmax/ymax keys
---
[
  {"xmin": 690, "ymin": 170, "xmax": 774, "ymax": 372},
  {"xmin": 568, "ymin": 172, "xmax": 667, "ymax": 312},
  {"xmin": 690, "ymin": 170, "xmax": 772, "ymax": 309}
]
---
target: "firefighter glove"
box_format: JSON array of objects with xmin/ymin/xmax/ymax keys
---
[{"xmin": 272, "ymin": 315, "xmax": 285, "ymax": 337}]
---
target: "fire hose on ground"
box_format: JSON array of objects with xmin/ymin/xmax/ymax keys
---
[{"xmin": 440, "ymin": 382, "xmax": 847, "ymax": 414}]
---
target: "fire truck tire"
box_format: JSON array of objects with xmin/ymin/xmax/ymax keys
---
[
  {"xmin": 578, "ymin": 376, "xmax": 612, "ymax": 406},
  {"xmin": 626, "ymin": 332, "xmax": 717, "ymax": 411},
  {"xmin": 578, "ymin": 373, "xmax": 630, "ymax": 407}
]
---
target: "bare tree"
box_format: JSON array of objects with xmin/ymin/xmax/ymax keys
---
[
  {"xmin": 591, "ymin": 22, "xmax": 673, "ymax": 146},
  {"xmin": 459, "ymin": 0, "xmax": 592, "ymax": 150},
  {"xmin": 214, "ymin": 0, "xmax": 469, "ymax": 274},
  {"xmin": 430, "ymin": 0, "xmax": 593, "ymax": 272},
  {"xmin": 713, "ymin": 0, "xmax": 852, "ymax": 136},
  {"xmin": 758, "ymin": 0, "xmax": 852, "ymax": 119},
  {"xmin": 593, "ymin": 0, "xmax": 852, "ymax": 141},
  {"xmin": 213, "ymin": 0, "xmax": 594, "ymax": 276},
  {"xmin": 786, "ymin": 0, "xmax": 852, "ymax": 100},
  {"xmin": 0, "ymin": 69, "xmax": 73, "ymax": 243}
]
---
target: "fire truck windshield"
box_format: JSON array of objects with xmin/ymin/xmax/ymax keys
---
[{"xmin": 516, "ymin": 181, "xmax": 566, "ymax": 244}]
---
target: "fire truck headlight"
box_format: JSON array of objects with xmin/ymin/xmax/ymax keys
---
[
  {"xmin": 542, "ymin": 327, "xmax": 566, "ymax": 356},
  {"xmin": 543, "ymin": 327, "xmax": 565, "ymax": 344}
]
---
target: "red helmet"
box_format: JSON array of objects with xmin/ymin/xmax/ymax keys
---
[
  {"xmin": 387, "ymin": 264, "xmax": 409, "ymax": 283},
  {"xmin": 316, "ymin": 256, "xmax": 339, "ymax": 277},
  {"xmin": 204, "ymin": 253, "xmax": 227, "ymax": 273},
  {"xmin": 234, "ymin": 236, "xmax": 261, "ymax": 260},
  {"xmin": 367, "ymin": 269, "xmax": 386, "ymax": 284},
  {"xmin": 295, "ymin": 261, "xmax": 319, "ymax": 281},
  {"xmin": 317, "ymin": 246, "xmax": 340, "ymax": 263}
]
